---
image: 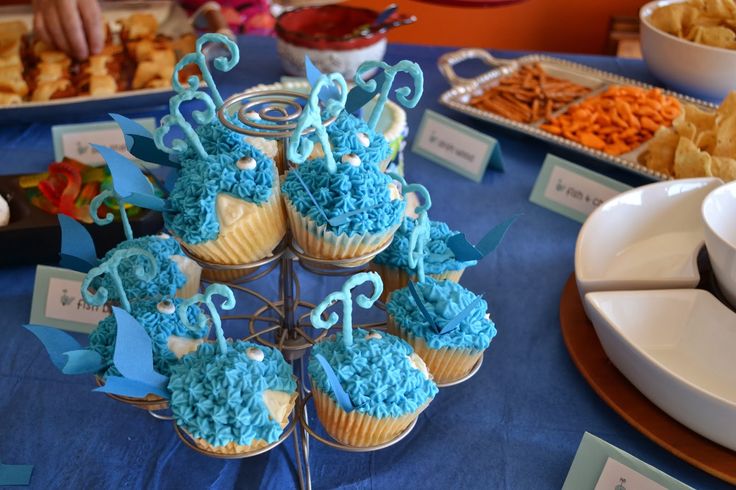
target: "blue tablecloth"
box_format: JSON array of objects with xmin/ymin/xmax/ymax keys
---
[{"xmin": 0, "ymin": 37, "xmax": 729, "ymax": 490}]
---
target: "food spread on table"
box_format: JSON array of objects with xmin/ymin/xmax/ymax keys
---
[
  {"xmin": 0, "ymin": 14, "xmax": 196, "ymax": 106},
  {"xmin": 648, "ymin": 0, "xmax": 736, "ymax": 50},
  {"xmin": 639, "ymin": 91, "xmax": 736, "ymax": 179},
  {"xmin": 440, "ymin": 51, "xmax": 722, "ymax": 180}
]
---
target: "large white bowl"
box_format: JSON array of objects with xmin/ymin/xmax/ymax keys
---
[
  {"xmin": 702, "ymin": 180, "xmax": 736, "ymax": 306},
  {"xmin": 640, "ymin": 0, "xmax": 736, "ymax": 100},
  {"xmin": 585, "ymin": 289, "xmax": 736, "ymax": 451},
  {"xmin": 575, "ymin": 177, "xmax": 722, "ymax": 297}
]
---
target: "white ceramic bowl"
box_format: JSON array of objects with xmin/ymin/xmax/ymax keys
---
[
  {"xmin": 575, "ymin": 177, "xmax": 722, "ymax": 297},
  {"xmin": 640, "ymin": 0, "xmax": 736, "ymax": 100},
  {"xmin": 702, "ymin": 180, "xmax": 736, "ymax": 306},
  {"xmin": 275, "ymin": 38, "xmax": 387, "ymax": 80},
  {"xmin": 585, "ymin": 289, "xmax": 736, "ymax": 451}
]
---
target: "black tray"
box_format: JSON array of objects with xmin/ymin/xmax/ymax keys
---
[{"xmin": 0, "ymin": 174, "xmax": 164, "ymax": 267}]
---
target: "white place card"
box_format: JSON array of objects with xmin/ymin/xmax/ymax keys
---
[
  {"xmin": 52, "ymin": 118, "xmax": 156, "ymax": 166},
  {"xmin": 412, "ymin": 109, "xmax": 503, "ymax": 182},
  {"xmin": 30, "ymin": 265, "xmax": 110, "ymax": 334},
  {"xmin": 562, "ymin": 433, "xmax": 693, "ymax": 490},
  {"xmin": 529, "ymin": 154, "xmax": 632, "ymax": 223}
]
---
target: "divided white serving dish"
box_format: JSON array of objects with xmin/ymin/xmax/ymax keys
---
[
  {"xmin": 576, "ymin": 177, "xmax": 722, "ymax": 297},
  {"xmin": 585, "ymin": 289, "xmax": 736, "ymax": 451},
  {"xmin": 574, "ymin": 176, "xmax": 736, "ymax": 451}
]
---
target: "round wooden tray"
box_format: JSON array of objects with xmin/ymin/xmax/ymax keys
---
[{"xmin": 560, "ymin": 274, "xmax": 736, "ymax": 485}]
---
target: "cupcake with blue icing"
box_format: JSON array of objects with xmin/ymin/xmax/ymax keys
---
[
  {"xmin": 282, "ymin": 73, "xmax": 405, "ymax": 263},
  {"xmin": 308, "ymin": 273, "xmax": 437, "ymax": 446},
  {"xmin": 383, "ymin": 195, "xmax": 496, "ymax": 383},
  {"xmin": 82, "ymin": 248, "xmax": 209, "ymax": 407},
  {"xmin": 386, "ymin": 277, "xmax": 496, "ymax": 384},
  {"xmin": 370, "ymin": 179, "xmax": 476, "ymax": 301},
  {"xmin": 156, "ymin": 86, "xmax": 286, "ymax": 266},
  {"xmin": 168, "ymin": 285, "xmax": 297, "ymax": 454}
]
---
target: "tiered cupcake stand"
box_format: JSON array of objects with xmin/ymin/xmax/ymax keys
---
[{"xmin": 105, "ymin": 89, "xmax": 484, "ymax": 490}]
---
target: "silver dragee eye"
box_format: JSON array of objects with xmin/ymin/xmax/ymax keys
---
[
  {"xmin": 157, "ymin": 299, "xmax": 176, "ymax": 315},
  {"xmin": 247, "ymin": 347, "xmax": 265, "ymax": 362},
  {"xmin": 341, "ymin": 153, "xmax": 361, "ymax": 167},
  {"xmin": 365, "ymin": 332, "xmax": 383, "ymax": 340},
  {"xmin": 237, "ymin": 157, "xmax": 257, "ymax": 170},
  {"xmin": 357, "ymin": 132, "xmax": 370, "ymax": 147}
]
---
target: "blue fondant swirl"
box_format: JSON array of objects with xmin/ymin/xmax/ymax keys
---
[
  {"xmin": 373, "ymin": 218, "xmax": 477, "ymax": 274},
  {"xmin": 93, "ymin": 236, "xmax": 187, "ymax": 302},
  {"xmin": 168, "ymin": 341, "xmax": 296, "ymax": 447},
  {"xmin": 281, "ymin": 158, "xmax": 405, "ymax": 236},
  {"xmin": 164, "ymin": 143, "xmax": 275, "ymax": 245},
  {"xmin": 386, "ymin": 277, "xmax": 496, "ymax": 351},
  {"xmin": 88, "ymin": 298, "xmax": 206, "ymax": 379},
  {"xmin": 308, "ymin": 328, "xmax": 438, "ymax": 418}
]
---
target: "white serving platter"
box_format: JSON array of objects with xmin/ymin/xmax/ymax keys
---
[{"xmin": 585, "ymin": 289, "xmax": 736, "ymax": 451}]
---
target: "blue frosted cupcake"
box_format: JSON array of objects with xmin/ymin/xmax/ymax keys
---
[
  {"xmin": 309, "ymin": 327, "xmax": 437, "ymax": 446},
  {"xmin": 89, "ymin": 298, "xmax": 208, "ymax": 381},
  {"xmin": 386, "ymin": 277, "xmax": 496, "ymax": 384},
  {"xmin": 372, "ymin": 218, "xmax": 477, "ymax": 301},
  {"xmin": 164, "ymin": 141, "xmax": 287, "ymax": 265},
  {"xmin": 282, "ymin": 156, "xmax": 405, "ymax": 261},
  {"xmin": 168, "ymin": 341, "xmax": 297, "ymax": 454},
  {"xmin": 94, "ymin": 235, "xmax": 201, "ymax": 301}
]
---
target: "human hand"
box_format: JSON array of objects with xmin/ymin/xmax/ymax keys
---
[{"xmin": 32, "ymin": 0, "xmax": 104, "ymax": 60}]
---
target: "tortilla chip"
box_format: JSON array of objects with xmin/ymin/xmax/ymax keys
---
[
  {"xmin": 709, "ymin": 156, "xmax": 736, "ymax": 180},
  {"xmin": 650, "ymin": 4, "xmax": 702, "ymax": 37},
  {"xmin": 674, "ymin": 117, "xmax": 698, "ymax": 140},
  {"xmin": 684, "ymin": 103, "xmax": 717, "ymax": 134},
  {"xmin": 718, "ymin": 92, "xmax": 736, "ymax": 120},
  {"xmin": 689, "ymin": 25, "xmax": 736, "ymax": 48},
  {"xmin": 639, "ymin": 127, "xmax": 680, "ymax": 175},
  {"xmin": 696, "ymin": 129, "xmax": 718, "ymax": 152},
  {"xmin": 674, "ymin": 137, "xmax": 711, "ymax": 178},
  {"xmin": 713, "ymin": 113, "xmax": 736, "ymax": 156},
  {"xmin": 703, "ymin": 0, "xmax": 736, "ymax": 18}
]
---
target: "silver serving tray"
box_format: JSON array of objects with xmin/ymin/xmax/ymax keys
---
[{"xmin": 437, "ymin": 48, "xmax": 718, "ymax": 181}]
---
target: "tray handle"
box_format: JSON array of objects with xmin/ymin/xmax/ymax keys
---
[{"xmin": 438, "ymin": 48, "xmax": 516, "ymax": 87}]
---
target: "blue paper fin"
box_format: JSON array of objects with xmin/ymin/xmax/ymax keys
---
[
  {"xmin": 23, "ymin": 325, "xmax": 83, "ymax": 372},
  {"xmin": 111, "ymin": 307, "xmax": 168, "ymax": 389},
  {"xmin": 109, "ymin": 113, "xmax": 151, "ymax": 137},
  {"xmin": 315, "ymin": 354, "xmax": 354, "ymax": 412},
  {"xmin": 0, "ymin": 462, "xmax": 33, "ymax": 486},
  {"xmin": 58, "ymin": 214, "xmax": 97, "ymax": 272},
  {"xmin": 61, "ymin": 349, "xmax": 103, "ymax": 375},
  {"xmin": 345, "ymin": 71, "xmax": 386, "ymax": 114},
  {"xmin": 94, "ymin": 376, "xmax": 169, "ymax": 399},
  {"xmin": 438, "ymin": 295, "xmax": 483, "ymax": 335},
  {"xmin": 127, "ymin": 134, "xmax": 180, "ymax": 168},
  {"xmin": 92, "ymin": 144, "xmax": 168, "ymax": 211},
  {"xmin": 305, "ymin": 56, "xmax": 341, "ymax": 103},
  {"xmin": 407, "ymin": 282, "xmax": 437, "ymax": 330},
  {"xmin": 448, "ymin": 215, "xmax": 519, "ymax": 262}
]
